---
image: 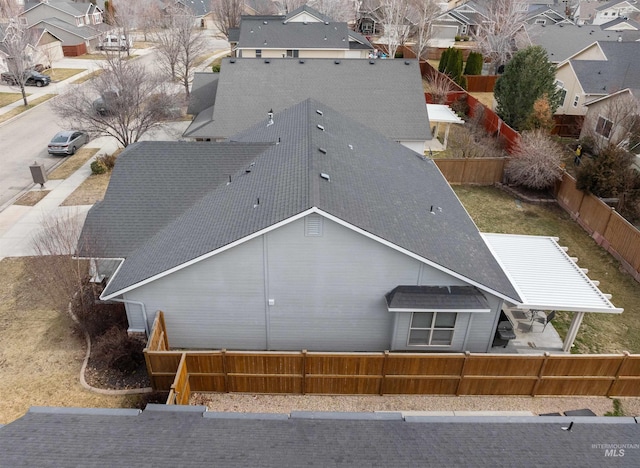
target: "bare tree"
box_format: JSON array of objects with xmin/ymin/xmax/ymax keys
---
[
  {"xmin": 369, "ymin": 0, "xmax": 412, "ymax": 58},
  {"xmin": 505, "ymin": 129, "xmax": 564, "ymax": 189},
  {"xmin": 281, "ymin": 0, "xmax": 308, "ymax": 14},
  {"xmin": 0, "ymin": 0, "xmax": 40, "ymax": 106},
  {"xmin": 311, "ymin": 0, "xmax": 354, "ymax": 22},
  {"xmin": 473, "ymin": 0, "xmax": 528, "ymax": 74},
  {"xmin": 408, "ymin": 0, "xmax": 441, "ymax": 60},
  {"xmin": 138, "ymin": 2, "xmax": 164, "ymax": 42},
  {"xmin": 54, "ymin": 54, "xmax": 181, "ymax": 147},
  {"xmin": 156, "ymin": 6, "xmax": 208, "ymax": 99},
  {"xmin": 211, "ymin": 0, "xmax": 243, "ymax": 37}
]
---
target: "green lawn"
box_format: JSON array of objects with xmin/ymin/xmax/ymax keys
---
[{"xmin": 454, "ymin": 185, "xmax": 640, "ymax": 354}]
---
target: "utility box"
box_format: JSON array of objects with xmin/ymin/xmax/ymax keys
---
[{"xmin": 30, "ymin": 161, "xmax": 47, "ymax": 187}]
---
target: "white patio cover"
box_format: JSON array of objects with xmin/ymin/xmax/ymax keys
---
[
  {"xmin": 426, "ymin": 104, "xmax": 465, "ymax": 124},
  {"xmin": 481, "ymin": 233, "xmax": 623, "ymax": 314}
]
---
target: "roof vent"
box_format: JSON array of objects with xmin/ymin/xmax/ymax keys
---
[
  {"xmin": 324, "ymin": 21, "xmax": 329, "ymax": 25},
  {"xmin": 263, "ymin": 20, "xmax": 268, "ymax": 24},
  {"xmin": 348, "ymin": 144, "xmax": 353, "ymax": 150},
  {"xmin": 299, "ymin": 59, "xmax": 305, "ymax": 64},
  {"xmin": 303, "ymin": 21, "xmax": 308, "ymax": 25},
  {"xmin": 369, "ymin": 60, "xmax": 375, "ymax": 65},
  {"xmin": 318, "ymin": 147, "xmax": 327, "ymax": 154},
  {"xmin": 253, "ymin": 197, "xmax": 260, "ymax": 208},
  {"xmin": 334, "ymin": 60, "xmax": 340, "ymax": 64},
  {"xmin": 267, "ymin": 108, "xmax": 274, "ymax": 126},
  {"xmin": 316, "ymin": 109, "xmax": 323, "ymax": 115},
  {"xmin": 230, "ymin": 58, "xmax": 236, "ymax": 63},
  {"xmin": 264, "ymin": 40, "xmax": 267, "ymax": 45},
  {"xmin": 320, "ymin": 173, "xmax": 331, "ymax": 182},
  {"xmin": 324, "ymin": 36, "xmax": 327, "ymax": 40},
  {"xmin": 264, "ymin": 59, "xmax": 270, "ymax": 63},
  {"xmin": 404, "ymin": 60, "xmax": 410, "ymax": 65},
  {"xmin": 317, "ymin": 124, "xmax": 325, "ymax": 131}
]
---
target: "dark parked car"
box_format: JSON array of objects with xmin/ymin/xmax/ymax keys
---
[
  {"xmin": 48, "ymin": 130, "xmax": 90, "ymax": 156},
  {"xmin": 92, "ymin": 89, "xmax": 120, "ymax": 116},
  {"xmin": 1, "ymin": 70, "xmax": 51, "ymax": 87}
]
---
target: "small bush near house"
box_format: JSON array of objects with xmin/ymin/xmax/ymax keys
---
[
  {"xmin": 90, "ymin": 159, "xmax": 107, "ymax": 175},
  {"xmin": 72, "ymin": 286, "xmax": 128, "ymax": 339},
  {"xmin": 463, "ymin": 51, "xmax": 483, "ymax": 76},
  {"xmin": 211, "ymin": 63, "xmax": 221, "ymax": 73},
  {"xmin": 92, "ymin": 326, "xmax": 145, "ymax": 373},
  {"xmin": 97, "ymin": 152, "xmax": 118, "ymax": 170}
]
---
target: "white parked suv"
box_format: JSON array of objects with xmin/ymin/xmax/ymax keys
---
[{"xmin": 97, "ymin": 35, "xmax": 132, "ymax": 52}]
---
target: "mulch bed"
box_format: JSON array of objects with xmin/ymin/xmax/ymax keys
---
[
  {"xmin": 85, "ymin": 357, "xmax": 150, "ymax": 390},
  {"xmin": 496, "ymin": 183, "xmax": 557, "ymax": 204}
]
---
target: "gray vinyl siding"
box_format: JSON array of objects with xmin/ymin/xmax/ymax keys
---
[
  {"xmin": 126, "ymin": 237, "xmax": 267, "ymax": 349},
  {"xmin": 124, "ymin": 215, "xmax": 503, "ymax": 351},
  {"xmin": 463, "ymin": 295, "xmax": 504, "ymax": 352}
]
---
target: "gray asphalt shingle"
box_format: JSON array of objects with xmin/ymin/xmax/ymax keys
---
[
  {"xmin": 183, "ymin": 58, "xmax": 432, "ymax": 142},
  {"xmin": 99, "ymin": 99, "xmax": 518, "ymax": 302},
  {"xmin": 1, "ymin": 407, "xmax": 638, "ymax": 467},
  {"xmin": 571, "ymin": 42, "xmax": 640, "ymax": 93}
]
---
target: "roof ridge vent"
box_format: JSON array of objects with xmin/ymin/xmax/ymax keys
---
[
  {"xmin": 317, "ymin": 124, "xmax": 325, "ymax": 131},
  {"xmin": 320, "ymin": 173, "xmax": 330, "ymax": 182}
]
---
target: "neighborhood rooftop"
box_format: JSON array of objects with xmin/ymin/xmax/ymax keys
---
[
  {"xmin": 570, "ymin": 41, "xmax": 640, "ymax": 93},
  {"xmin": 183, "ymin": 58, "xmax": 432, "ymax": 143},
  {"xmin": 1, "ymin": 406, "xmax": 638, "ymax": 467},
  {"xmin": 91, "ymin": 99, "xmax": 518, "ymax": 302}
]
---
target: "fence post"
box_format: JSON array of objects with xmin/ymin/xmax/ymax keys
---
[
  {"xmin": 158, "ymin": 311, "xmax": 169, "ymax": 349},
  {"xmin": 380, "ymin": 351, "xmax": 389, "ymax": 396},
  {"xmin": 456, "ymin": 351, "xmax": 471, "ymax": 396},
  {"xmin": 301, "ymin": 349, "xmax": 307, "ymax": 395},
  {"xmin": 531, "ymin": 352, "xmax": 550, "ymax": 396},
  {"xmin": 607, "ymin": 351, "xmax": 629, "ymax": 397},
  {"xmin": 221, "ymin": 349, "xmax": 228, "ymax": 393}
]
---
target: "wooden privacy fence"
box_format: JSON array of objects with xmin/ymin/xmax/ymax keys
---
[
  {"xmin": 434, "ymin": 158, "xmax": 506, "ymax": 185},
  {"xmin": 555, "ymin": 173, "xmax": 640, "ymax": 282},
  {"xmin": 145, "ymin": 313, "xmax": 640, "ymax": 405}
]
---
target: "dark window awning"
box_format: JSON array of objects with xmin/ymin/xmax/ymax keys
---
[{"xmin": 385, "ymin": 286, "xmax": 491, "ymax": 313}]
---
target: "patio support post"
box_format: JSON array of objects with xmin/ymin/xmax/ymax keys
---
[
  {"xmin": 443, "ymin": 123, "xmax": 451, "ymax": 149},
  {"xmin": 563, "ymin": 312, "xmax": 585, "ymax": 352}
]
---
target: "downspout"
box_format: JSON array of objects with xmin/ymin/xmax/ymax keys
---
[{"xmin": 110, "ymin": 298, "xmax": 149, "ymax": 335}]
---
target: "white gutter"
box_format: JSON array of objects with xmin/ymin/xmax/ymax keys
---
[{"xmin": 109, "ymin": 298, "xmax": 149, "ymax": 335}]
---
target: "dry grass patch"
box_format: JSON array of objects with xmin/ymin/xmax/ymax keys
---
[
  {"xmin": 469, "ymin": 92, "xmax": 494, "ymax": 109},
  {"xmin": 43, "ymin": 68, "xmax": 85, "ymax": 82},
  {"xmin": 62, "ymin": 173, "xmax": 110, "ymax": 206},
  {"xmin": 72, "ymin": 69, "xmax": 103, "ymax": 84},
  {"xmin": 453, "ymin": 185, "xmax": 640, "ymax": 354},
  {"xmin": 74, "ymin": 53, "xmax": 109, "ymax": 60},
  {"xmin": 0, "ymin": 258, "xmax": 132, "ymax": 424},
  {"xmin": 133, "ymin": 41, "xmax": 155, "ymax": 49},
  {"xmin": 0, "ymin": 92, "xmax": 27, "ymax": 107},
  {"xmin": 0, "ymin": 94, "xmax": 54, "ymax": 124},
  {"xmin": 14, "ymin": 190, "xmax": 50, "ymax": 206},
  {"xmin": 48, "ymin": 147, "xmax": 99, "ymax": 180}
]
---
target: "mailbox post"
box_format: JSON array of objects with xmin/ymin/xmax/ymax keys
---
[{"xmin": 29, "ymin": 161, "xmax": 47, "ymax": 188}]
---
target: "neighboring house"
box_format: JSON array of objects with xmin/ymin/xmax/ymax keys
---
[
  {"xmin": 525, "ymin": 4, "xmax": 573, "ymax": 26},
  {"xmin": 183, "ymin": 58, "xmax": 433, "ymax": 154},
  {"xmin": 579, "ymin": 87, "xmax": 640, "ymax": 153},
  {"xmin": 231, "ymin": 5, "xmax": 373, "ymax": 59},
  {"xmin": 176, "ymin": 0, "xmax": 214, "ymax": 28},
  {"xmin": 21, "ymin": 0, "xmax": 105, "ymax": 51},
  {"xmin": 591, "ymin": 0, "xmax": 640, "ymax": 25},
  {"xmin": 3, "ymin": 406, "xmax": 640, "ymax": 467},
  {"xmin": 526, "ymin": 21, "xmax": 640, "ymax": 65},
  {"xmin": 0, "ymin": 23, "xmax": 63, "ymax": 71},
  {"xmin": 554, "ymin": 41, "xmax": 640, "ymax": 116},
  {"xmin": 599, "ymin": 15, "xmax": 640, "ymax": 29},
  {"xmin": 431, "ymin": 0, "xmax": 490, "ymax": 44},
  {"xmin": 79, "ymin": 100, "xmax": 620, "ymax": 353}
]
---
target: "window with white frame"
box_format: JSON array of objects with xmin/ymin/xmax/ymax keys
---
[
  {"xmin": 535, "ymin": 19, "xmax": 546, "ymax": 25},
  {"xmin": 595, "ymin": 115, "xmax": 613, "ymax": 139},
  {"xmin": 408, "ymin": 312, "xmax": 456, "ymax": 346},
  {"xmin": 255, "ymin": 49, "xmax": 262, "ymax": 58},
  {"xmin": 555, "ymin": 80, "xmax": 567, "ymax": 106},
  {"xmin": 572, "ymin": 95, "xmax": 579, "ymax": 107},
  {"xmin": 286, "ymin": 49, "xmax": 299, "ymax": 58}
]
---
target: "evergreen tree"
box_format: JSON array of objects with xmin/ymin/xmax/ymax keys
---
[
  {"xmin": 438, "ymin": 48, "xmax": 451, "ymax": 73},
  {"xmin": 464, "ymin": 51, "xmax": 483, "ymax": 75},
  {"xmin": 494, "ymin": 46, "xmax": 561, "ymax": 131}
]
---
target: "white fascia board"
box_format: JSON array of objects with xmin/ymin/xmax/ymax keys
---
[{"xmin": 387, "ymin": 308, "xmax": 491, "ymax": 313}]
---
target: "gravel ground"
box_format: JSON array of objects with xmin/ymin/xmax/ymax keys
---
[{"xmin": 191, "ymin": 393, "xmax": 640, "ymax": 417}]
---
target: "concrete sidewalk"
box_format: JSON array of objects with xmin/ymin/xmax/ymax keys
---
[{"xmin": 0, "ymin": 43, "xmax": 227, "ymax": 260}]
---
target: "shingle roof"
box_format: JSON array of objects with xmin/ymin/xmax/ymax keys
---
[
  {"xmin": 183, "ymin": 58, "xmax": 432, "ymax": 142},
  {"xmin": 526, "ymin": 23, "xmax": 640, "ymax": 63},
  {"xmin": 571, "ymin": 41, "xmax": 640, "ymax": 93},
  {"xmin": 2, "ymin": 406, "xmax": 638, "ymax": 467},
  {"xmin": 180, "ymin": 0, "xmax": 211, "ymax": 17},
  {"xmin": 100, "ymin": 99, "xmax": 518, "ymax": 301},
  {"xmin": 78, "ymin": 142, "xmax": 274, "ymax": 258},
  {"xmin": 385, "ymin": 286, "xmax": 491, "ymax": 311},
  {"xmin": 30, "ymin": 17, "xmax": 102, "ymax": 40},
  {"xmin": 186, "ymin": 73, "xmax": 218, "ymax": 115},
  {"xmin": 285, "ymin": 5, "xmax": 333, "ymax": 23},
  {"xmin": 237, "ymin": 18, "xmax": 352, "ymax": 49}
]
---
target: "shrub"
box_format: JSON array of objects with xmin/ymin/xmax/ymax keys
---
[
  {"xmin": 464, "ymin": 51, "xmax": 483, "ymax": 76},
  {"xmin": 505, "ymin": 129, "xmax": 564, "ymax": 190},
  {"xmin": 98, "ymin": 152, "xmax": 118, "ymax": 170},
  {"xmin": 93, "ymin": 326, "xmax": 145, "ymax": 373},
  {"xmin": 211, "ymin": 63, "xmax": 221, "ymax": 73},
  {"xmin": 90, "ymin": 159, "xmax": 107, "ymax": 175},
  {"xmin": 73, "ymin": 287, "xmax": 128, "ymax": 339},
  {"xmin": 455, "ymin": 35, "xmax": 461, "ymax": 42},
  {"xmin": 395, "ymin": 50, "xmax": 403, "ymax": 58}
]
